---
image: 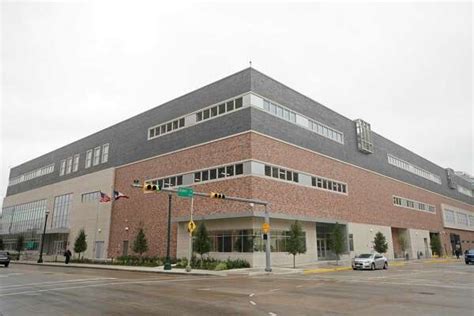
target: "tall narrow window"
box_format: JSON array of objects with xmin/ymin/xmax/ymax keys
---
[
  {"xmin": 66, "ymin": 157, "xmax": 73, "ymax": 174},
  {"xmin": 101, "ymin": 144, "xmax": 109, "ymax": 163},
  {"xmin": 93, "ymin": 147, "xmax": 101, "ymax": 166},
  {"xmin": 60, "ymin": 160, "xmax": 66, "ymax": 176},
  {"xmin": 73, "ymin": 154, "xmax": 79, "ymax": 172},
  {"xmin": 85, "ymin": 150, "xmax": 92, "ymax": 168}
]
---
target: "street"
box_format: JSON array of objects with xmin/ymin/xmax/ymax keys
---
[{"xmin": 0, "ymin": 262, "xmax": 473, "ymax": 316}]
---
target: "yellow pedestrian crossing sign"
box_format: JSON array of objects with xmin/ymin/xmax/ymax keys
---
[
  {"xmin": 187, "ymin": 220, "xmax": 196, "ymax": 233},
  {"xmin": 262, "ymin": 222, "xmax": 270, "ymax": 234}
]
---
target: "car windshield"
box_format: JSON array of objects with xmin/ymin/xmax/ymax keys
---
[{"xmin": 357, "ymin": 254, "xmax": 373, "ymax": 258}]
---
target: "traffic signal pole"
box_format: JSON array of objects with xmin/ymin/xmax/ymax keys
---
[{"xmin": 132, "ymin": 183, "xmax": 272, "ymax": 272}]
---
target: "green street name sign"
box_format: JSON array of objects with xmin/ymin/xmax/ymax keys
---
[{"xmin": 177, "ymin": 187, "xmax": 194, "ymax": 198}]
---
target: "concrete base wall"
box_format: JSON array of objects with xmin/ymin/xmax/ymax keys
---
[
  {"xmin": 347, "ymin": 222, "xmax": 394, "ymax": 259},
  {"xmin": 407, "ymin": 229, "xmax": 431, "ymax": 259}
]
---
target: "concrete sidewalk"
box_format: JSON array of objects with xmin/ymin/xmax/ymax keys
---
[{"xmin": 13, "ymin": 260, "xmax": 302, "ymax": 276}]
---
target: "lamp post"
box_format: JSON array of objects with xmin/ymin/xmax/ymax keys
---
[
  {"xmin": 164, "ymin": 194, "xmax": 172, "ymax": 270},
  {"xmin": 37, "ymin": 209, "xmax": 50, "ymax": 263}
]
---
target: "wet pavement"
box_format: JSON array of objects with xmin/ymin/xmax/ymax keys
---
[{"xmin": 0, "ymin": 260, "xmax": 472, "ymax": 315}]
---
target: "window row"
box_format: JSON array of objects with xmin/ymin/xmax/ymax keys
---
[
  {"xmin": 8, "ymin": 164, "xmax": 55, "ymax": 186},
  {"xmin": 196, "ymin": 97, "xmax": 243, "ymax": 123},
  {"xmin": 0, "ymin": 200, "xmax": 47, "ymax": 234},
  {"xmin": 311, "ymin": 176, "xmax": 347, "ymax": 194},
  {"xmin": 393, "ymin": 196, "xmax": 436, "ymax": 213},
  {"xmin": 60, "ymin": 154, "xmax": 80, "ymax": 176},
  {"xmin": 264, "ymin": 165, "xmax": 299, "ymax": 183},
  {"xmin": 257, "ymin": 95, "xmax": 344, "ymax": 144},
  {"xmin": 387, "ymin": 155, "xmax": 442, "ymax": 184},
  {"xmin": 457, "ymin": 185, "xmax": 473, "ymax": 197},
  {"xmin": 148, "ymin": 175, "xmax": 183, "ymax": 189},
  {"xmin": 207, "ymin": 230, "xmax": 306, "ymax": 253},
  {"xmin": 148, "ymin": 117, "xmax": 185, "ymax": 139},
  {"xmin": 194, "ymin": 163, "xmax": 244, "ymax": 183},
  {"xmin": 444, "ymin": 209, "xmax": 474, "ymax": 227},
  {"xmin": 81, "ymin": 191, "xmax": 100, "ymax": 203},
  {"xmin": 51, "ymin": 193, "xmax": 73, "ymax": 229},
  {"xmin": 85, "ymin": 143, "xmax": 109, "ymax": 169}
]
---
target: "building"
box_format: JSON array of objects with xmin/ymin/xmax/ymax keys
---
[{"xmin": 1, "ymin": 68, "xmax": 473, "ymax": 265}]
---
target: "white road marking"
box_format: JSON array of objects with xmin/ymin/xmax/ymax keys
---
[
  {"xmin": 250, "ymin": 301, "xmax": 256, "ymax": 306},
  {"xmin": 269, "ymin": 313, "xmax": 278, "ymax": 316},
  {"xmin": 0, "ymin": 276, "xmax": 243, "ymax": 297},
  {"xmin": 296, "ymin": 285, "xmax": 304, "ymax": 288},
  {"xmin": 198, "ymin": 288, "xmax": 211, "ymax": 291},
  {"xmin": 249, "ymin": 293, "xmax": 255, "ymax": 297},
  {"xmin": 269, "ymin": 288, "xmax": 280, "ymax": 292},
  {"xmin": 0, "ymin": 278, "xmax": 117, "ymax": 290},
  {"xmin": 0, "ymin": 273, "xmax": 24, "ymax": 278}
]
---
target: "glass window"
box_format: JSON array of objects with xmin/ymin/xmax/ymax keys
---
[
  {"xmin": 272, "ymin": 167, "xmax": 278, "ymax": 178},
  {"xmin": 203, "ymin": 109, "xmax": 210, "ymax": 119},
  {"xmin": 179, "ymin": 118, "xmax": 185, "ymax": 128},
  {"xmin": 161, "ymin": 125, "xmax": 166, "ymax": 134},
  {"xmin": 66, "ymin": 157, "xmax": 72, "ymax": 174},
  {"xmin": 202, "ymin": 170, "xmax": 209, "ymax": 181},
  {"xmin": 286, "ymin": 171, "xmax": 292, "ymax": 181},
  {"xmin": 210, "ymin": 106, "xmax": 218, "ymax": 117},
  {"xmin": 166, "ymin": 122, "xmax": 172, "ymax": 132},
  {"xmin": 73, "ymin": 154, "xmax": 80, "ymax": 172},
  {"xmin": 226, "ymin": 100, "xmax": 234, "ymax": 112},
  {"xmin": 279, "ymin": 169, "xmax": 286, "ymax": 180},
  {"xmin": 218, "ymin": 103, "xmax": 226, "ymax": 114},
  {"xmin": 210, "ymin": 169, "xmax": 217, "ymax": 180},
  {"xmin": 170, "ymin": 177, "xmax": 176, "ymax": 187},
  {"xmin": 293, "ymin": 173, "xmax": 299, "ymax": 182},
  {"xmin": 312, "ymin": 177, "xmax": 316, "ymax": 186},
  {"xmin": 263, "ymin": 100, "xmax": 270, "ymax": 111},
  {"xmin": 235, "ymin": 97, "xmax": 243, "ymax": 109},
  {"xmin": 60, "ymin": 159, "xmax": 66, "ymax": 176},
  {"xmin": 194, "ymin": 172, "xmax": 201, "ymax": 182},
  {"xmin": 177, "ymin": 175, "xmax": 183, "ymax": 186},
  {"xmin": 93, "ymin": 147, "xmax": 101, "ymax": 166},
  {"xmin": 277, "ymin": 106, "xmax": 283, "ymax": 117},
  {"xmin": 226, "ymin": 165, "xmax": 234, "ymax": 177},
  {"xmin": 235, "ymin": 164, "xmax": 243, "ymax": 175},
  {"xmin": 218, "ymin": 167, "xmax": 226, "ymax": 178},
  {"xmin": 196, "ymin": 112, "xmax": 202, "ymax": 122},
  {"xmin": 265, "ymin": 165, "xmax": 271, "ymax": 176},
  {"xmin": 149, "ymin": 129, "xmax": 155, "ymax": 138},
  {"xmin": 101, "ymin": 144, "xmax": 109, "ymax": 163},
  {"xmin": 85, "ymin": 150, "xmax": 92, "ymax": 168},
  {"xmin": 173, "ymin": 120, "xmax": 178, "ymax": 129}
]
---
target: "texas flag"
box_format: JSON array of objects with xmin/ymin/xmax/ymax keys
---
[
  {"xmin": 99, "ymin": 192, "xmax": 111, "ymax": 203},
  {"xmin": 114, "ymin": 190, "xmax": 129, "ymax": 200}
]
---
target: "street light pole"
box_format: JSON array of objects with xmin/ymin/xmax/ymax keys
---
[
  {"xmin": 37, "ymin": 210, "xmax": 50, "ymax": 263},
  {"xmin": 164, "ymin": 194, "xmax": 172, "ymax": 270}
]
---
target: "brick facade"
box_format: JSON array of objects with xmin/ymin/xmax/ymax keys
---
[{"xmin": 108, "ymin": 132, "xmax": 473, "ymax": 258}]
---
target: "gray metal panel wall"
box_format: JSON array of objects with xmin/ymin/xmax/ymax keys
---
[
  {"xmin": 6, "ymin": 69, "xmax": 252, "ymax": 196},
  {"xmin": 249, "ymin": 69, "xmax": 472, "ymax": 205}
]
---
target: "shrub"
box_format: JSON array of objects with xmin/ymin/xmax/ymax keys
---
[{"xmin": 214, "ymin": 262, "xmax": 227, "ymax": 271}]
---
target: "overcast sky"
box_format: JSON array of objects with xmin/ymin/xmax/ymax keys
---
[{"xmin": 1, "ymin": 1, "xmax": 472, "ymax": 201}]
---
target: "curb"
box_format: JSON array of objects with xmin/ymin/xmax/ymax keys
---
[
  {"xmin": 303, "ymin": 266, "xmax": 352, "ymax": 274},
  {"xmin": 12, "ymin": 261, "xmax": 227, "ymax": 276}
]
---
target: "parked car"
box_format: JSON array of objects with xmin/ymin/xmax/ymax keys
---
[
  {"xmin": 352, "ymin": 253, "xmax": 388, "ymax": 270},
  {"xmin": 465, "ymin": 249, "xmax": 474, "ymax": 265},
  {"xmin": 0, "ymin": 251, "xmax": 11, "ymax": 267}
]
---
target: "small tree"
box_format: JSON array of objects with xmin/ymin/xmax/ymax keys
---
[
  {"xmin": 74, "ymin": 229, "xmax": 87, "ymax": 259},
  {"xmin": 16, "ymin": 235, "xmax": 25, "ymax": 259},
  {"xmin": 287, "ymin": 221, "xmax": 307, "ymax": 268},
  {"xmin": 329, "ymin": 222, "xmax": 346, "ymax": 265},
  {"xmin": 132, "ymin": 227, "xmax": 148, "ymax": 258},
  {"xmin": 373, "ymin": 231, "xmax": 388, "ymax": 254},
  {"xmin": 193, "ymin": 222, "xmax": 211, "ymax": 261},
  {"xmin": 398, "ymin": 235, "xmax": 408, "ymax": 258},
  {"xmin": 430, "ymin": 235, "xmax": 442, "ymax": 257}
]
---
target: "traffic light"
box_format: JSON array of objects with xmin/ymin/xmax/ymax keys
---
[
  {"xmin": 143, "ymin": 183, "xmax": 161, "ymax": 193},
  {"xmin": 210, "ymin": 192, "xmax": 225, "ymax": 199}
]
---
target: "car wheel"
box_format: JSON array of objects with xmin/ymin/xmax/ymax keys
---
[
  {"xmin": 466, "ymin": 261, "xmax": 469, "ymax": 265},
  {"xmin": 383, "ymin": 262, "xmax": 388, "ymax": 270},
  {"xmin": 371, "ymin": 263, "xmax": 375, "ymax": 270},
  {"xmin": 352, "ymin": 268, "xmax": 357, "ymax": 270},
  {"xmin": 4, "ymin": 263, "xmax": 9, "ymax": 268}
]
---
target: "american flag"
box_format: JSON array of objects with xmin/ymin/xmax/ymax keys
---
[{"xmin": 100, "ymin": 191, "xmax": 111, "ymax": 203}]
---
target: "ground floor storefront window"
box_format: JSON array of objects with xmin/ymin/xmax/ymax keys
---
[{"xmin": 208, "ymin": 229, "xmax": 306, "ymax": 253}]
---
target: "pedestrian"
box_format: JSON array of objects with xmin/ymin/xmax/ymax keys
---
[
  {"xmin": 455, "ymin": 243, "xmax": 461, "ymax": 259},
  {"xmin": 64, "ymin": 249, "xmax": 72, "ymax": 264}
]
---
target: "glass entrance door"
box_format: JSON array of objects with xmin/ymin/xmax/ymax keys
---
[{"xmin": 317, "ymin": 238, "xmax": 327, "ymax": 259}]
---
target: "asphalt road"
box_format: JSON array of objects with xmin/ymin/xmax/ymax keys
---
[{"xmin": 0, "ymin": 261, "xmax": 473, "ymax": 316}]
